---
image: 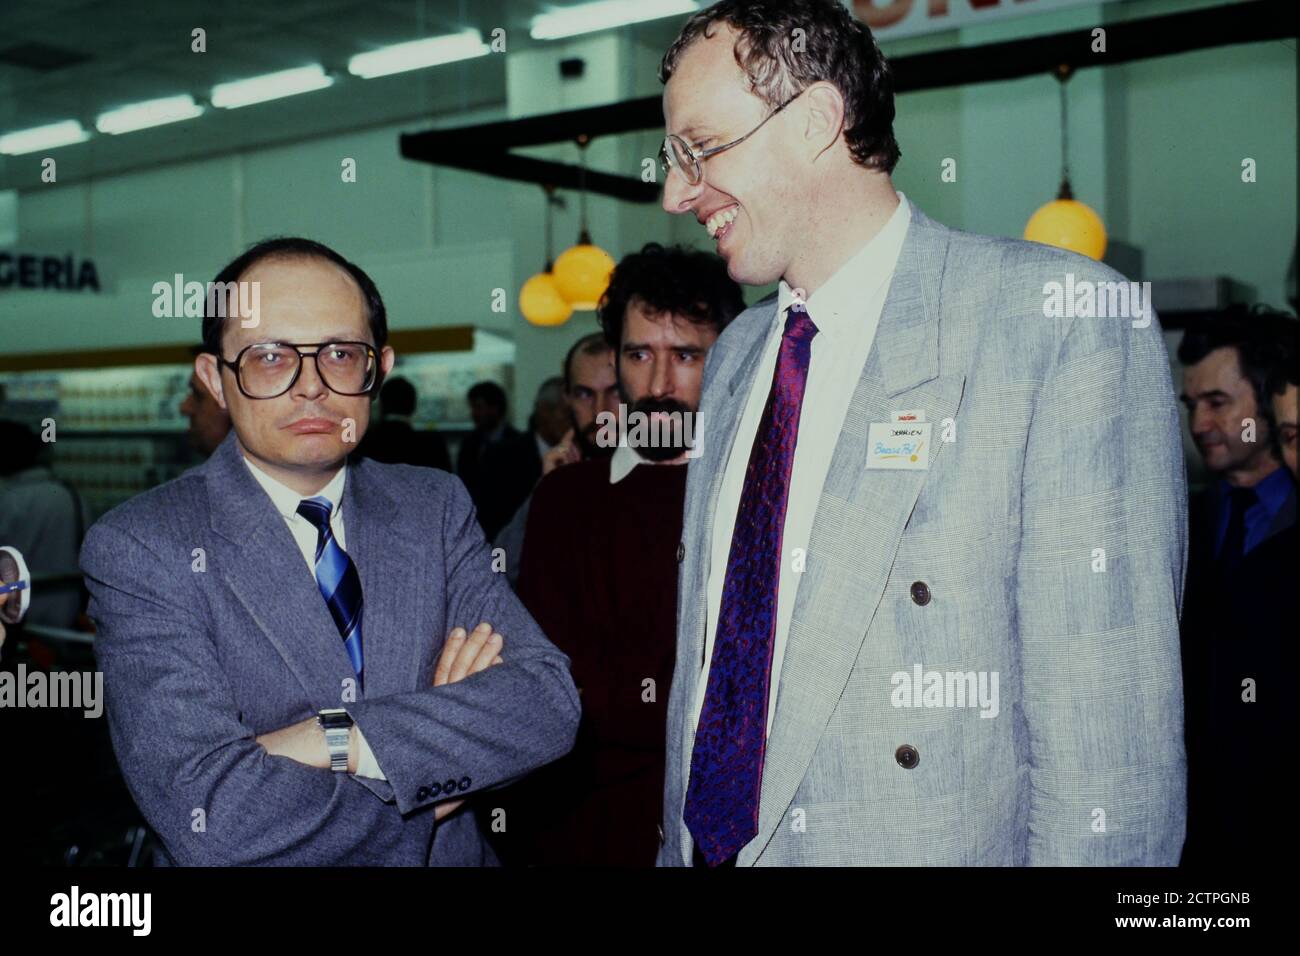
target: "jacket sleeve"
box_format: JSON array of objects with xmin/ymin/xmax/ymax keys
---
[
  {"xmin": 1016, "ymin": 263, "xmax": 1188, "ymax": 865},
  {"xmin": 83, "ymin": 519, "xmax": 413, "ymax": 866},
  {"xmin": 346, "ymin": 477, "xmax": 581, "ymax": 815}
]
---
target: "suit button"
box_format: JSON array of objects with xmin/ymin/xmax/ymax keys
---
[
  {"xmin": 458, "ymin": 776, "xmax": 472, "ymax": 792},
  {"xmin": 895, "ymin": 744, "xmax": 920, "ymax": 769},
  {"xmin": 677, "ymin": 541, "xmax": 685, "ymax": 563},
  {"xmin": 430, "ymin": 781, "xmax": 443, "ymax": 796},
  {"xmin": 416, "ymin": 786, "xmax": 430, "ymax": 801},
  {"xmin": 910, "ymin": 581, "xmax": 931, "ymax": 606},
  {"xmin": 444, "ymin": 778, "xmax": 458, "ymax": 794}
]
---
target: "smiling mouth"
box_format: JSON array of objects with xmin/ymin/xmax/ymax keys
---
[{"xmin": 705, "ymin": 205, "xmax": 738, "ymax": 240}]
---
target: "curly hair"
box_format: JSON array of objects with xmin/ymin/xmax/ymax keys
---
[
  {"xmin": 597, "ymin": 243, "xmax": 746, "ymax": 350},
  {"xmin": 659, "ymin": 0, "xmax": 900, "ymax": 173}
]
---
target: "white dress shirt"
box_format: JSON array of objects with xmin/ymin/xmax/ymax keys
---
[
  {"xmin": 243, "ymin": 457, "xmax": 386, "ymax": 780},
  {"xmin": 693, "ymin": 192, "xmax": 912, "ymax": 739}
]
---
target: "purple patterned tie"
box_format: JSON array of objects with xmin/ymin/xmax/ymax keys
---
[{"xmin": 684, "ymin": 303, "xmax": 818, "ymax": 866}]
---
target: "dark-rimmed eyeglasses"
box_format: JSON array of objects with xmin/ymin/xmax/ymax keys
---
[
  {"xmin": 218, "ymin": 341, "xmax": 379, "ymax": 399},
  {"xmin": 660, "ymin": 88, "xmax": 805, "ymax": 187}
]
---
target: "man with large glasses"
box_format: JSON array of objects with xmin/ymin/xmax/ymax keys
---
[
  {"xmin": 655, "ymin": 0, "xmax": 1187, "ymax": 868},
  {"xmin": 80, "ymin": 237, "xmax": 578, "ymax": 865}
]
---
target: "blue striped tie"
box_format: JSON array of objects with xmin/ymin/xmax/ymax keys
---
[{"xmin": 296, "ymin": 496, "xmax": 364, "ymax": 687}]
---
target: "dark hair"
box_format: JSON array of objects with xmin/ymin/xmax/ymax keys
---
[
  {"xmin": 380, "ymin": 377, "xmax": 417, "ymax": 416},
  {"xmin": 467, "ymin": 381, "xmax": 507, "ymax": 413},
  {"xmin": 597, "ymin": 243, "xmax": 745, "ymax": 351},
  {"xmin": 1269, "ymin": 335, "xmax": 1300, "ymax": 397},
  {"xmin": 1178, "ymin": 304, "xmax": 1299, "ymax": 420},
  {"xmin": 535, "ymin": 376, "xmax": 566, "ymax": 409},
  {"xmin": 563, "ymin": 333, "xmax": 613, "ymax": 393},
  {"xmin": 660, "ymin": 0, "xmax": 900, "ymax": 173},
  {"xmin": 0, "ymin": 420, "xmax": 41, "ymax": 476},
  {"xmin": 201, "ymin": 237, "xmax": 388, "ymax": 357}
]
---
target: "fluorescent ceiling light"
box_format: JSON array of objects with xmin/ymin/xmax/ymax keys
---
[
  {"xmin": 531, "ymin": 0, "xmax": 699, "ymax": 40},
  {"xmin": 96, "ymin": 95, "xmax": 203, "ymax": 135},
  {"xmin": 348, "ymin": 30, "xmax": 489, "ymax": 79},
  {"xmin": 211, "ymin": 65, "xmax": 333, "ymax": 108},
  {"xmin": 0, "ymin": 120, "xmax": 91, "ymax": 155}
]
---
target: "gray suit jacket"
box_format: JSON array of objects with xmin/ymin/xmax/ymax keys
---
[
  {"xmin": 660, "ymin": 199, "xmax": 1188, "ymax": 866},
  {"xmin": 82, "ymin": 431, "xmax": 579, "ymax": 865}
]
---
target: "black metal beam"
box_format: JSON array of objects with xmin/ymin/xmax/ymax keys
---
[{"xmin": 400, "ymin": 0, "xmax": 1295, "ymax": 203}]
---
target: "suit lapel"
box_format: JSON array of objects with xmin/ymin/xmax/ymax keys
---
[
  {"xmin": 741, "ymin": 204, "xmax": 966, "ymax": 863},
  {"xmin": 342, "ymin": 456, "xmax": 428, "ymax": 698}
]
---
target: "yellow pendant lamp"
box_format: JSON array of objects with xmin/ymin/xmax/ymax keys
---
[
  {"xmin": 1024, "ymin": 64, "xmax": 1107, "ymax": 261},
  {"xmin": 521, "ymin": 185, "xmax": 574, "ymax": 327},
  {"xmin": 554, "ymin": 230, "xmax": 615, "ymax": 310},
  {"xmin": 553, "ymin": 135, "xmax": 614, "ymax": 310}
]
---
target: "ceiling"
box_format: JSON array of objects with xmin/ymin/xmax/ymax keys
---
[{"xmin": 0, "ymin": 0, "xmax": 684, "ymax": 189}]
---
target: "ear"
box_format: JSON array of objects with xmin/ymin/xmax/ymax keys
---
[
  {"xmin": 801, "ymin": 81, "xmax": 846, "ymax": 161},
  {"xmin": 380, "ymin": 345, "xmax": 396, "ymax": 377},
  {"xmin": 194, "ymin": 353, "xmax": 228, "ymax": 411}
]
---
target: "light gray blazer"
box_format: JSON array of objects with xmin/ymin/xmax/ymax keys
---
[
  {"xmin": 659, "ymin": 199, "xmax": 1188, "ymax": 866},
  {"xmin": 82, "ymin": 431, "xmax": 579, "ymax": 865}
]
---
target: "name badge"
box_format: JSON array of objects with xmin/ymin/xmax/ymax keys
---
[{"xmin": 866, "ymin": 422, "xmax": 931, "ymax": 470}]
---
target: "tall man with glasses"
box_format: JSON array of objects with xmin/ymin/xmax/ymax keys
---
[
  {"xmin": 81, "ymin": 237, "xmax": 579, "ymax": 865},
  {"xmin": 655, "ymin": 0, "xmax": 1187, "ymax": 867}
]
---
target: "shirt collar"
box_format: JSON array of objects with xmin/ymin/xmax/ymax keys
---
[
  {"xmin": 243, "ymin": 456, "xmax": 348, "ymax": 521},
  {"xmin": 777, "ymin": 190, "xmax": 911, "ymax": 337},
  {"xmin": 1221, "ymin": 466, "xmax": 1296, "ymax": 516},
  {"xmin": 609, "ymin": 442, "xmax": 642, "ymax": 485}
]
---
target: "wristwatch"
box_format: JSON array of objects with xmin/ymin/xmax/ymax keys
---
[{"xmin": 317, "ymin": 708, "xmax": 354, "ymax": 772}]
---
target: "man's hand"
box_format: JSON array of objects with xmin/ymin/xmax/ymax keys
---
[
  {"xmin": 430, "ymin": 621, "xmax": 504, "ymax": 820},
  {"xmin": 434, "ymin": 621, "xmax": 504, "ymax": 686},
  {"xmin": 255, "ymin": 621, "xmax": 505, "ymax": 822},
  {"xmin": 541, "ymin": 428, "xmax": 581, "ymax": 477}
]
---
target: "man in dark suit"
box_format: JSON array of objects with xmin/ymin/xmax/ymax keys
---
[
  {"xmin": 474, "ymin": 378, "xmax": 567, "ymax": 541},
  {"xmin": 80, "ymin": 237, "xmax": 579, "ymax": 866},
  {"xmin": 456, "ymin": 382, "xmax": 517, "ymax": 508},
  {"xmin": 1178, "ymin": 306, "xmax": 1298, "ymax": 867},
  {"xmin": 356, "ymin": 376, "xmax": 452, "ymax": 472}
]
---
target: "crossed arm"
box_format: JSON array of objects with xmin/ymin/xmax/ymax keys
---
[{"xmin": 255, "ymin": 622, "xmax": 506, "ymax": 822}]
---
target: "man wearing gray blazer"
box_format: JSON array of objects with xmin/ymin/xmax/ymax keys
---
[
  {"xmin": 656, "ymin": 0, "xmax": 1186, "ymax": 866},
  {"xmin": 81, "ymin": 237, "xmax": 579, "ymax": 865}
]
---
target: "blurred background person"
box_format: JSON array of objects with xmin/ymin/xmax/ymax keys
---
[
  {"xmin": 540, "ymin": 332, "xmax": 621, "ymax": 474},
  {"xmin": 493, "ymin": 334, "xmax": 619, "ymax": 586},
  {"xmin": 457, "ymin": 381, "xmax": 516, "ymax": 521},
  {"xmin": 355, "ymin": 376, "xmax": 451, "ymax": 472},
  {"xmin": 475, "ymin": 376, "xmax": 567, "ymax": 543},
  {"xmin": 500, "ymin": 243, "xmax": 743, "ymax": 866},
  {"xmin": 1178, "ymin": 305, "xmax": 1298, "ymax": 867},
  {"xmin": 0, "ymin": 420, "xmax": 84, "ymax": 630},
  {"xmin": 179, "ymin": 346, "xmax": 233, "ymax": 458}
]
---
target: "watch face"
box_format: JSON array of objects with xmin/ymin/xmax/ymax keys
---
[{"xmin": 319, "ymin": 710, "xmax": 353, "ymax": 730}]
